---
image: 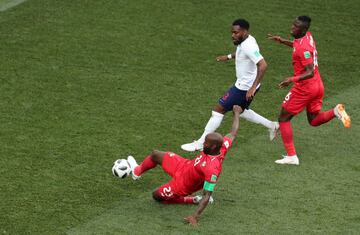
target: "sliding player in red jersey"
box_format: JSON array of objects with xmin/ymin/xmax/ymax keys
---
[
  {"xmin": 268, "ymin": 16, "xmax": 351, "ymax": 165},
  {"xmin": 126, "ymin": 105, "xmax": 242, "ymax": 225}
]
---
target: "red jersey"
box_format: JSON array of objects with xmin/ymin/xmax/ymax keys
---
[
  {"xmin": 292, "ymin": 32, "xmax": 321, "ymax": 84},
  {"xmin": 174, "ymin": 137, "xmax": 233, "ymax": 195}
]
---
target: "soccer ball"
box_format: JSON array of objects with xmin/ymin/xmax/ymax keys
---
[{"xmin": 112, "ymin": 159, "xmax": 131, "ymax": 179}]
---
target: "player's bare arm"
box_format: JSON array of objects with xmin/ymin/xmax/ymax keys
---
[
  {"xmin": 225, "ymin": 105, "xmax": 242, "ymax": 141},
  {"xmin": 246, "ymin": 59, "xmax": 267, "ymax": 101},
  {"xmin": 184, "ymin": 190, "xmax": 212, "ymax": 225},
  {"xmin": 279, "ymin": 63, "xmax": 314, "ymax": 88},
  {"xmin": 267, "ymin": 34, "xmax": 293, "ymax": 47},
  {"xmin": 216, "ymin": 53, "xmax": 235, "ymax": 62}
]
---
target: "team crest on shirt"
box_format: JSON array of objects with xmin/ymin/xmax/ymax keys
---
[
  {"xmin": 201, "ymin": 161, "xmax": 206, "ymax": 167},
  {"xmin": 210, "ymin": 174, "xmax": 217, "ymax": 182},
  {"xmin": 304, "ymin": 51, "xmax": 311, "ymax": 59},
  {"xmin": 169, "ymin": 152, "xmax": 175, "ymax": 157}
]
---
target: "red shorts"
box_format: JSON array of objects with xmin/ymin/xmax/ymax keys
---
[
  {"xmin": 154, "ymin": 152, "xmax": 189, "ymax": 198},
  {"xmin": 282, "ymin": 79, "xmax": 324, "ymax": 115},
  {"xmin": 161, "ymin": 152, "xmax": 187, "ymax": 178},
  {"xmin": 154, "ymin": 180, "xmax": 180, "ymax": 200}
]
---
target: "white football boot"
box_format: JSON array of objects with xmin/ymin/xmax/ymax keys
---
[
  {"xmin": 275, "ymin": 155, "xmax": 299, "ymax": 165},
  {"xmin": 127, "ymin": 155, "xmax": 141, "ymax": 180},
  {"xmin": 334, "ymin": 104, "xmax": 351, "ymax": 128},
  {"xmin": 181, "ymin": 140, "xmax": 203, "ymax": 152},
  {"xmin": 269, "ymin": 121, "xmax": 279, "ymax": 141},
  {"xmin": 193, "ymin": 195, "xmax": 214, "ymax": 205}
]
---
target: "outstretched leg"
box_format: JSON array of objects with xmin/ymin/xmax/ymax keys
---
[
  {"xmin": 181, "ymin": 104, "xmax": 226, "ymax": 152},
  {"xmin": 240, "ymin": 109, "xmax": 279, "ymax": 140},
  {"xmin": 127, "ymin": 150, "xmax": 166, "ymax": 180},
  {"xmin": 307, "ymin": 104, "xmax": 350, "ymax": 128},
  {"xmin": 307, "ymin": 109, "xmax": 335, "ymax": 126}
]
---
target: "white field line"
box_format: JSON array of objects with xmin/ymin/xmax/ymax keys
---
[{"xmin": 0, "ymin": 0, "xmax": 28, "ymax": 12}]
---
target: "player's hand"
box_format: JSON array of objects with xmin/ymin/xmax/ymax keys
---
[
  {"xmin": 279, "ymin": 77, "xmax": 293, "ymax": 88},
  {"xmin": 216, "ymin": 55, "xmax": 229, "ymax": 62},
  {"xmin": 246, "ymin": 87, "xmax": 256, "ymax": 101},
  {"xmin": 267, "ymin": 34, "xmax": 282, "ymax": 43},
  {"xmin": 184, "ymin": 215, "xmax": 198, "ymax": 225},
  {"xmin": 232, "ymin": 105, "xmax": 243, "ymax": 114}
]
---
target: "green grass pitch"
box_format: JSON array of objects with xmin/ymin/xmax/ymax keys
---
[{"xmin": 0, "ymin": 0, "xmax": 359, "ymax": 234}]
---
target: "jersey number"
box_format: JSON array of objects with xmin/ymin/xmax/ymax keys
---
[
  {"xmin": 194, "ymin": 155, "xmax": 203, "ymax": 167},
  {"xmin": 309, "ymin": 35, "xmax": 319, "ymax": 68},
  {"xmin": 313, "ymin": 49, "xmax": 318, "ymax": 68},
  {"xmin": 283, "ymin": 92, "xmax": 292, "ymax": 103}
]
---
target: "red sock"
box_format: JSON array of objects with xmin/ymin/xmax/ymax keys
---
[
  {"xmin": 279, "ymin": 121, "xmax": 296, "ymax": 156},
  {"xmin": 134, "ymin": 155, "xmax": 157, "ymax": 176},
  {"xmin": 309, "ymin": 109, "xmax": 335, "ymax": 126}
]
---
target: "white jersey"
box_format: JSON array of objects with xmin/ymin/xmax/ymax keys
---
[{"xmin": 234, "ymin": 35, "xmax": 264, "ymax": 90}]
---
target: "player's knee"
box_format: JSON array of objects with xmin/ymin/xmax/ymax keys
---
[
  {"xmin": 150, "ymin": 150, "xmax": 164, "ymax": 164},
  {"xmin": 152, "ymin": 190, "xmax": 164, "ymax": 202},
  {"xmin": 309, "ymin": 119, "xmax": 319, "ymax": 126}
]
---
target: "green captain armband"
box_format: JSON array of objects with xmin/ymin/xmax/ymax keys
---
[{"xmin": 204, "ymin": 181, "xmax": 216, "ymax": 191}]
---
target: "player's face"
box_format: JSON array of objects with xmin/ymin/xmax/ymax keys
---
[
  {"xmin": 231, "ymin": 25, "xmax": 247, "ymax": 45},
  {"xmin": 291, "ymin": 20, "xmax": 305, "ymax": 38}
]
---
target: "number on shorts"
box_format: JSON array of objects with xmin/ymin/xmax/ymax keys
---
[{"xmin": 163, "ymin": 186, "xmax": 173, "ymax": 197}]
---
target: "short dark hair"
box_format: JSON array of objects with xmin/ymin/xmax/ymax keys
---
[
  {"xmin": 297, "ymin": 15, "xmax": 311, "ymax": 29},
  {"xmin": 232, "ymin": 19, "xmax": 250, "ymax": 30}
]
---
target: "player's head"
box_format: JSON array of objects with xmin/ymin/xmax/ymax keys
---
[
  {"xmin": 203, "ymin": 133, "xmax": 224, "ymax": 155},
  {"xmin": 231, "ymin": 19, "xmax": 250, "ymax": 45},
  {"xmin": 291, "ymin": 15, "xmax": 311, "ymax": 38}
]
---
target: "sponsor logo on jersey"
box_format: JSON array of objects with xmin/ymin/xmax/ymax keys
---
[{"xmin": 201, "ymin": 161, "xmax": 206, "ymax": 167}]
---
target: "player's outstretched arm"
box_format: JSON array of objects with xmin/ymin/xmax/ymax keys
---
[
  {"xmin": 184, "ymin": 190, "xmax": 212, "ymax": 225},
  {"xmin": 267, "ymin": 34, "xmax": 293, "ymax": 47},
  {"xmin": 225, "ymin": 105, "xmax": 242, "ymax": 141},
  {"xmin": 216, "ymin": 53, "xmax": 235, "ymax": 62},
  {"xmin": 246, "ymin": 59, "xmax": 267, "ymax": 101},
  {"xmin": 279, "ymin": 64, "xmax": 315, "ymax": 88}
]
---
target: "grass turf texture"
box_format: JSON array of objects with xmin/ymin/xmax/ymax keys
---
[{"xmin": 0, "ymin": 0, "xmax": 359, "ymax": 234}]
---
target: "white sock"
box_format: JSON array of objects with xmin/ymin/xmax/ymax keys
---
[
  {"xmin": 240, "ymin": 109, "xmax": 274, "ymax": 129},
  {"xmin": 198, "ymin": 111, "xmax": 224, "ymax": 144}
]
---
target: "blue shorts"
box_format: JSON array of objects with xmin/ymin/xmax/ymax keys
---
[{"xmin": 219, "ymin": 86, "xmax": 259, "ymax": 112}]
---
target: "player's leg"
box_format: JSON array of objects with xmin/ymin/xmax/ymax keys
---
[
  {"xmin": 197, "ymin": 104, "xmax": 227, "ymax": 144},
  {"xmin": 181, "ymin": 87, "xmax": 233, "ymax": 152},
  {"xmin": 240, "ymin": 109, "xmax": 279, "ymax": 140},
  {"xmin": 307, "ymin": 110, "xmax": 335, "ymax": 126},
  {"xmin": 275, "ymin": 89, "xmax": 304, "ymax": 165},
  {"xmin": 234, "ymin": 87, "xmax": 279, "ymax": 140},
  {"xmin": 152, "ymin": 182, "xmax": 196, "ymax": 204},
  {"xmin": 306, "ymin": 82, "xmax": 350, "ymax": 127},
  {"xmin": 305, "ymin": 80, "xmax": 336, "ymax": 126},
  {"xmin": 308, "ymin": 105, "xmax": 350, "ymax": 128},
  {"xmin": 275, "ymin": 108, "xmax": 299, "ymax": 164},
  {"xmin": 127, "ymin": 150, "xmax": 165, "ymax": 180}
]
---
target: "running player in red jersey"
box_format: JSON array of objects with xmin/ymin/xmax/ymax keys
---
[
  {"xmin": 268, "ymin": 16, "xmax": 351, "ymax": 165},
  {"xmin": 126, "ymin": 105, "xmax": 242, "ymax": 225}
]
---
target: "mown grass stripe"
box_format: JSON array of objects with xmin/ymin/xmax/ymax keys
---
[{"xmin": 0, "ymin": 0, "xmax": 27, "ymax": 11}]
